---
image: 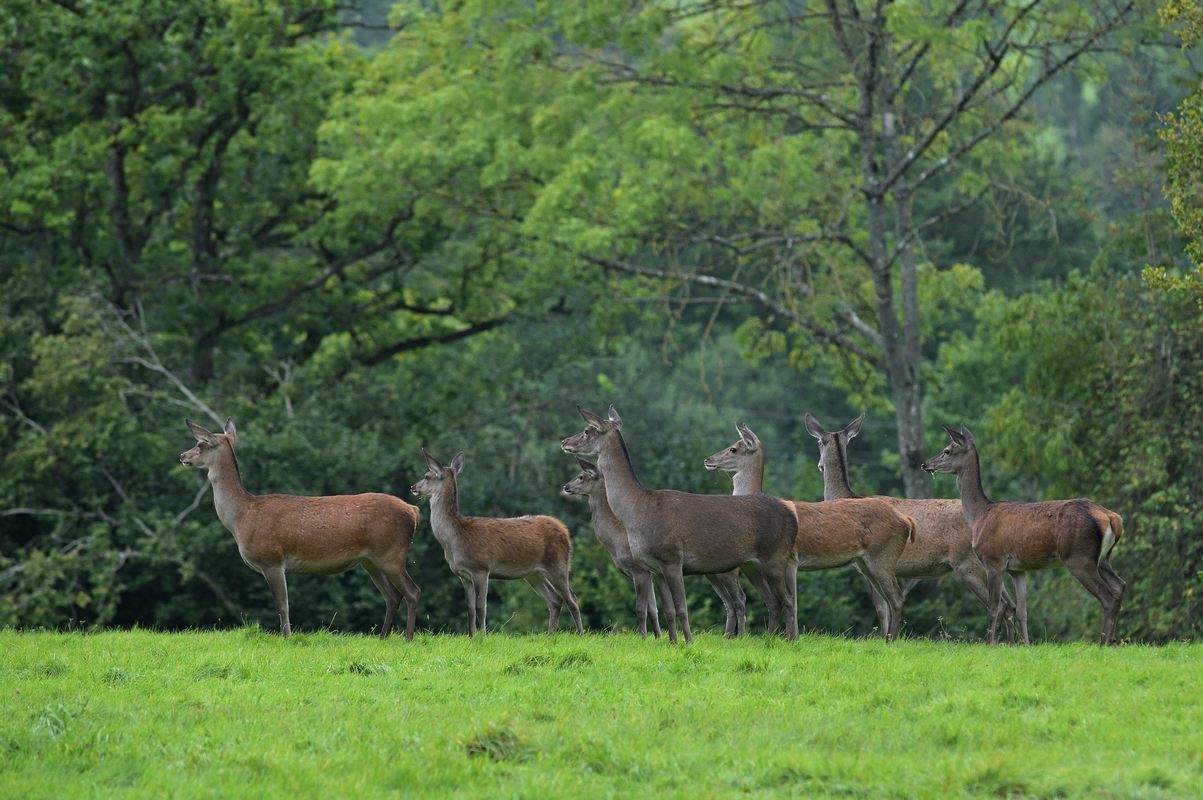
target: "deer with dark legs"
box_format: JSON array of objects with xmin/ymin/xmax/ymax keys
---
[
  {"xmin": 179, "ymin": 419, "xmax": 421, "ymax": 639},
  {"xmin": 561, "ymin": 405, "xmax": 799, "ymax": 644},
  {"xmin": 562, "ymin": 458, "xmax": 662, "ymax": 638},
  {"xmin": 921, "ymin": 426, "xmax": 1125, "ymax": 645},
  {"xmin": 805, "ymin": 413, "xmax": 1020, "ymax": 642},
  {"xmin": 410, "ymin": 449, "xmax": 583, "ymax": 636},
  {"xmin": 704, "ymin": 423, "xmax": 916, "ymax": 641}
]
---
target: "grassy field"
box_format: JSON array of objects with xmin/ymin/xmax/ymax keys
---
[{"xmin": 0, "ymin": 630, "xmax": 1199, "ymax": 798}]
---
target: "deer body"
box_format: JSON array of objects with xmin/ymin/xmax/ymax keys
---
[
  {"xmin": 562, "ymin": 406, "xmax": 799, "ymax": 644},
  {"xmin": 412, "ymin": 450, "xmax": 582, "ymax": 636},
  {"xmin": 922, "ymin": 426, "xmax": 1125, "ymax": 644},
  {"xmin": 705, "ymin": 424, "xmax": 914, "ymax": 640},
  {"xmin": 179, "ymin": 419, "xmax": 421, "ymax": 639},
  {"xmin": 563, "ymin": 459, "xmax": 662, "ymax": 637},
  {"xmin": 805, "ymin": 413, "xmax": 1020, "ymax": 642}
]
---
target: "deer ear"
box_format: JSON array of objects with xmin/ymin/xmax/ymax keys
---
[
  {"xmin": 223, "ymin": 418, "xmax": 237, "ymax": 445},
  {"xmin": 421, "ymin": 448, "xmax": 442, "ymax": 472},
  {"xmin": 575, "ymin": 456, "xmax": 599, "ymax": 476},
  {"xmin": 450, "ymin": 451, "xmax": 465, "ymax": 475},
  {"xmin": 943, "ymin": 425, "xmax": 965, "ymax": 445},
  {"xmin": 186, "ymin": 419, "xmax": 218, "ymax": 446},
  {"xmin": 606, "ymin": 404, "xmax": 622, "ymax": 430},
  {"xmin": 803, "ymin": 413, "xmax": 826, "ymax": 441},
  {"xmin": 577, "ymin": 405, "xmax": 605, "ymax": 430},
  {"xmin": 844, "ymin": 412, "xmax": 865, "ymax": 440},
  {"xmin": 959, "ymin": 425, "xmax": 976, "ymax": 444},
  {"xmin": 737, "ymin": 423, "xmax": 760, "ymax": 449}
]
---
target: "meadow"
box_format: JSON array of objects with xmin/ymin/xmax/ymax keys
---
[{"xmin": 0, "ymin": 629, "xmax": 1199, "ymax": 798}]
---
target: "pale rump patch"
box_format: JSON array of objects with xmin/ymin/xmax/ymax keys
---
[{"xmin": 1098, "ymin": 523, "xmax": 1115, "ymax": 567}]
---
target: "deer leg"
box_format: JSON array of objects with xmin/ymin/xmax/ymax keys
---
[
  {"xmin": 1010, "ymin": 572, "xmax": 1029, "ymax": 645},
  {"xmin": 1065, "ymin": 558, "xmax": 1121, "ymax": 645},
  {"xmin": 743, "ymin": 563, "xmax": 780, "ymax": 635},
  {"xmin": 262, "ymin": 566, "xmax": 291, "ymax": 637},
  {"xmin": 860, "ymin": 559, "xmax": 903, "ymax": 642},
  {"xmin": 544, "ymin": 559, "xmax": 583, "ymax": 634},
  {"xmin": 983, "ymin": 565, "xmax": 1006, "ymax": 644},
  {"xmin": 1098, "ymin": 560, "xmax": 1126, "ymax": 643},
  {"xmin": 664, "ymin": 564, "xmax": 692, "ymax": 644},
  {"xmin": 654, "ymin": 572, "xmax": 678, "ymax": 645},
  {"xmin": 630, "ymin": 572, "xmax": 649, "ymax": 637},
  {"xmin": 459, "ymin": 575, "xmax": 477, "ymax": 636},
  {"xmin": 856, "ymin": 566, "xmax": 892, "ymax": 637},
  {"xmin": 955, "ymin": 558, "xmax": 1017, "ymax": 643},
  {"xmin": 643, "ymin": 572, "xmax": 663, "ymax": 638},
  {"xmin": 386, "ymin": 566, "xmax": 422, "ymax": 642},
  {"xmin": 762, "ymin": 561, "xmax": 798, "ymax": 641},
  {"xmin": 524, "ymin": 575, "xmax": 561, "ymax": 633},
  {"xmin": 361, "ymin": 562, "xmax": 400, "ymax": 639},
  {"xmin": 704, "ymin": 570, "xmax": 745, "ymax": 637},
  {"xmin": 472, "ymin": 574, "xmax": 490, "ymax": 634}
]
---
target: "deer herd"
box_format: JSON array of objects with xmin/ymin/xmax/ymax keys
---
[{"xmin": 178, "ymin": 405, "xmax": 1125, "ymax": 646}]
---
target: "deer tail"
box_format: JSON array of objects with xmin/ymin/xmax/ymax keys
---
[
  {"xmin": 904, "ymin": 513, "xmax": 917, "ymax": 544},
  {"xmin": 1095, "ymin": 509, "xmax": 1123, "ymax": 566}
]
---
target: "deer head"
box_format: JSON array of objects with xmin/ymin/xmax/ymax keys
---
[
  {"xmin": 921, "ymin": 425, "xmax": 976, "ymax": 476},
  {"xmin": 703, "ymin": 423, "xmax": 761, "ymax": 473},
  {"xmin": 410, "ymin": 448, "xmax": 465, "ymax": 498},
  {"xmin": 804, "ymin": 412, "xmax": 863, "ymax": 475},
  {"xmin": 180, "ymin": 418, "xmax": 238, "ymax": 469},
  {"xmin": 560, "ymin": 404, "xmax": 622, "ymax": 456},
  {"xmin": 561, "ymin": 457, "xmax": 603, "ymax": 499}
]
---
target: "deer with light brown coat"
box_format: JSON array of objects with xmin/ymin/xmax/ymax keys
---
[
  {"xmin": 561, "ymin": 405, "xmax": 799, "ymax": 644},
  {"xmin": 921, "ymin": 425, "xmax": 1125, "ymax": 644},
  {"xmin": 804, "ymin": 413, "xmax": 1019, "ymax": 642},
  {"xmin": 179, "ymin": 418, "xmax": 421, "ymax": 639},
  {"xmin": 411, "ymin": 449, "xmax": 583, "ymax": 636},
  {"xmin": 704, "ymin": 423, "xmax": 916, "ymax": 640},
  {"xmin": 562, "ymin": 457, "xmax": 662, "ymax": 637}
]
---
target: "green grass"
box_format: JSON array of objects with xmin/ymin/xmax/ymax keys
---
[{"xmin": 0, "ymin": 630, "xmax": 1199, "ymax": 798}]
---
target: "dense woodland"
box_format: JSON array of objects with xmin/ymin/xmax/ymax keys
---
[{"xmin": 2, "ymin": 0, "xmax": 1201, "ymax": 642}]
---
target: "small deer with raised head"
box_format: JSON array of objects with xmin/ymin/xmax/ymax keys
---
[
  {"xmin": 179, "ymin": 419, "xmax": 421, "ymax": 639},
  {"xmin": 562, "ymin": 457, "xmax": 662, "ymax": 637},
  {"xmin": 704, "ymin": 423, "xmax": 916, "ymax": 641},
  {"xmin": 410, "ymin": 449, "xmax": 583, "ymax": 636},
  {"xmin": 804, "ymin": 413, "xmax": 1020, "ymax": 642},
  {"xmin": 922, "ymin": 425, "xmax": 1125, "ymax": 644},
  {"xmin": 561, "ymin": 405, "xmax": 799, "ymax": 644}
]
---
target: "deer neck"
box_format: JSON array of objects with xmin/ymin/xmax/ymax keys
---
[
  {"xmin": 823, "ymin": 439, "xmax": 857, "ymax": 500},
  {"xmin": 587, "ymin": 483, "xmax": 622, "ymax": 537},
  {"xmin": 730, "ymin": 454, "xmax": 764, "ymax": 495},
  {"xmin": 206, "ymin": 444, "xmax": 253, "ymax": 533},
  {"xmin": 955, "ymin": 448, "xmax": 993, "ymax": 528},
  {"xmin": 595, "ymin": 430, "xmax": 648, "ymax": 521},
  {"xmin": 429, "ymin": 478, "xmax": 465, "ymax": 546}
]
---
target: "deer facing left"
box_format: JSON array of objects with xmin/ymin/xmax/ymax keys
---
[
  {"xmin": 410, "ymin": 448, "xmax": 583, "ymax": 636},
  {"xmin": 179, "ymin": 418, "xmax": 422, "ymax": 639}
]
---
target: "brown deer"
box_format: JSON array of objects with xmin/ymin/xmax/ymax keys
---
[
  {"xmin": 561, "ymin": 405, "xmax": 799, "ymax": 644},
  {"xmin": 562, "ymin": 458, "xmax": 662, "ymax": 637},
  {"xmin": 410, "ymin": 449, "xmax": 583, "ymax": 636},
  {"xmin": 704, "ymin": 423, "xmax": 916, "ymax": 641},
  {"xmin": 179, "ymin": 419, "xmax": 421, "ymax": 639},
  {"xmin": 804, "ymin": 413, "xmax": 1020, "ymax": 642},
  {"xmin": 921, "ymin": 425, "xmax": 1125, "ymax": 644}
]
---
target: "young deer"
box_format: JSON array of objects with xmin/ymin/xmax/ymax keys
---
[
  {"xmin": 562, "ymin": 457, "xmax": 662, "ymax": 637},
  {"xmin": 410, "ymin": 449, "xmax": 583, "ymax": 636},
  {"xmin": 704, "ymin": 423, "xmax": 916, "ymax": 641},
  {"xmin": 922, "ymin": 426, "xmax": 1125, "ymax": 644},
  {"xmin": 179, "ymin": 419, "xmax": 421, "ymax": 639},
  {"xmin": 561, "ymin": 405, "xmax": 799, "ymax": 644},
  {"xmin": 804, "ymin": 413, "xmax": 1020, "ymax": 642}
]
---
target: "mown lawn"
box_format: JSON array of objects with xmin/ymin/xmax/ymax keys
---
[{"xmin": 0, "ymin": 629, "xmax": 1198, "ymax": 798}]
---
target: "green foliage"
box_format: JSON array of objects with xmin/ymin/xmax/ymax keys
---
[{"xmin": 1, "ymin": 630, "xmax": 1201, "ymax": 797}]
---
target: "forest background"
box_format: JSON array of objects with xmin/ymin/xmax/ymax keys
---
[{"xmin": 2, "ymin": 0, "xmax": 1201, "ymax": 643}]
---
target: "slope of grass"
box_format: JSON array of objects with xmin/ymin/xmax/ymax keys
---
[{"xmin": 0, "ymin": 629, "xmax": 1199, "ymax": 798}]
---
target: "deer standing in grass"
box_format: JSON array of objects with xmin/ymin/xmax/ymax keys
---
[
  {"xmin": 411, "ymin": 449, "xmax": 583, "ymax": 636},
  {"xmin": 804, "ymin": 413, "xmax": 1020, "ymax": 642},
  {"xmin": 562, "ymin": 458, "xmax": 662, "ymax": 637},
  {"xmin": 179, "ymin": 419, "xmax": 421, "ymax": 639},
  {"xmin": 921, "ymin": 426, "xmax": 1125, "ymax": 644},
  {"xmin": 704, "ymin": 423, "xmax": 916, "ymax": 641},
  {"xmin": 561, "ymin": 405, "xmax": 799, "ymax": 644}
]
